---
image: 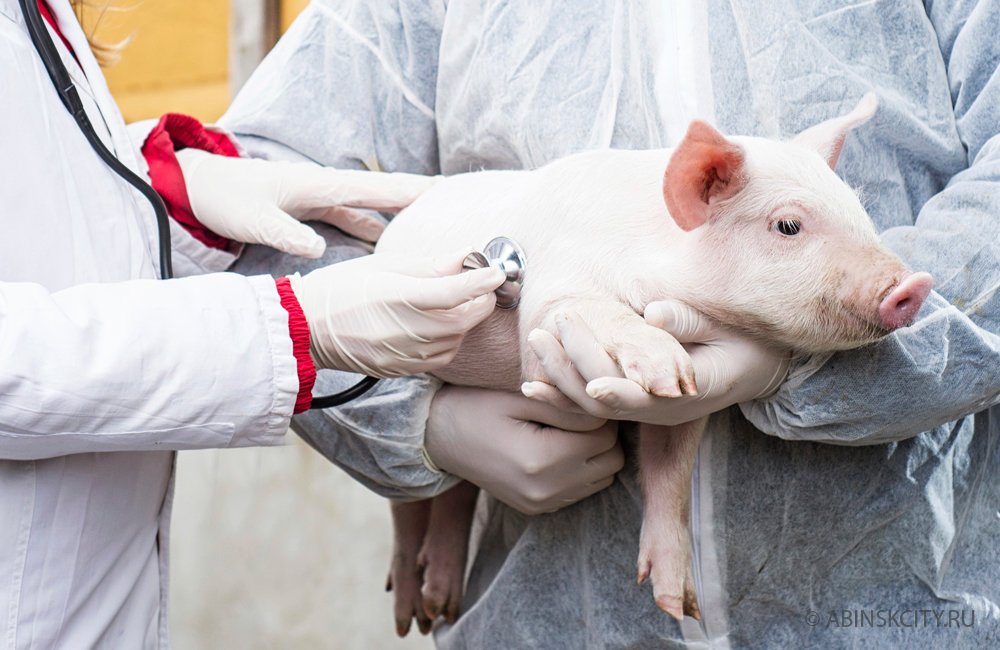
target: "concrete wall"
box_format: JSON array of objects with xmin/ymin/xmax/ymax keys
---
[{"xmin": 170, "ymin": 437, "xmax": 433, "ymax": 650}]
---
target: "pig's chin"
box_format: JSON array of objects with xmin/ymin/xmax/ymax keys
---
[
  {"xmin": 813, "ymin": 296, "xmax": 895, "ymax": 352},
  {"xmin": 683, "ymin": 293, "xmax": 890, "ymax": 355},
  {"xmin": 788, "ymin": 327, "xmax": 888, "ymax": 355},
  {"xmin": 774, "ymin": 302, "xmax": 891, "ymax": 355},
  {"xmin": 699, "ymin": 302, "xmax": 890, "ymax": 355}
]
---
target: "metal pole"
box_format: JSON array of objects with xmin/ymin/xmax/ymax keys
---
[{"xmin": 229, "ymin": 0, "xmax": 280, "ymax": 95}]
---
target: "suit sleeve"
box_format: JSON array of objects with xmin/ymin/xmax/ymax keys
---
[{"xmin": 743, "ymin": 0, "xmax": 1000, "ymax": 444}]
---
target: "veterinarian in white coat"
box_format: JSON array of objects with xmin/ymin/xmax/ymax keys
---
[{"xmin": 0, "ymin": 1, "xmax": 618, "ymax": 647}]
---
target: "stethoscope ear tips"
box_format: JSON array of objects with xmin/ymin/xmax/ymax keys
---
[{"xmin": 462, "ymin": 236, "xmax": 527, "ymax": 309}]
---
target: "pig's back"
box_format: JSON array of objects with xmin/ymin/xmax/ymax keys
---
[
  {"xmin": 376, "ymin": 169, "xmax": 536, "ymax": 257},
  {"xmin": 377, "ymin": 150, "xmax": 677, "ymax": 391},
  {"xmin": 378, "ymin": 149, "xmax": 673, "ymax": 259}
]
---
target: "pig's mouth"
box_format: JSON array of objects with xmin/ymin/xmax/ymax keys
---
[
  {"xmin": 807, "ymin": 270, "xmax": 932, "ymax": 351},
  {"xmin": 809, "ymin": 295, "xmax": 891, "ymax": 352},
  {"xmin": 789, "ymin": 270, "xmax": 932, "ymax": 353},
  {"xmin": 834, "ymin": 307, "xmax": 892, "ymax": 345}
]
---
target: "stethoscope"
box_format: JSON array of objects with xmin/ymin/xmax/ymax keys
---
[{"xmin": 19, "ymin": 0, "xmax": 527, "ymax": 410}]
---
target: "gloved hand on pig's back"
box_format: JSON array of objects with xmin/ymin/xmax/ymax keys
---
[
  {"xmin": 421, "ymin": 386, "xmax": 625, "ymax": 515},
  {"xmin": 177, "ymin": 148, "xmax": 438, "ymax": 257},
  {"xmin": 522, "ymin": 301, "xmax": 790, "ymax": 426}
]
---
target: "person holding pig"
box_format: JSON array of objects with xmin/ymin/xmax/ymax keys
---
[{"xmin": 224, "ymin": 0, "xmax": 1000, "ymax": 647}]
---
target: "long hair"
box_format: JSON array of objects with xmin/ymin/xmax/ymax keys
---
[{"xmin": 69, "ymin": 0, "xmax": 129, "ymax": 66}]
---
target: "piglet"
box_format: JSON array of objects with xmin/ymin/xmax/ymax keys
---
[{"xmin": 376, "ymin": 94, "xmax": 932, "ymax": 628}]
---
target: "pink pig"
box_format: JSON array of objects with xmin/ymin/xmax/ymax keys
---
[{"xmin": 376, "ymin": 94, "xmax": 933, "ymax": 631}]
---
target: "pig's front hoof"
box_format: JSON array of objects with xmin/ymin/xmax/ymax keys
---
[
  {"xmin": 609, "ymin": 329, "xmax": 697, "ymax": 398},
  {"xmin": 637, "ymin": 525, "xmax": 701, "ymax": 621}
]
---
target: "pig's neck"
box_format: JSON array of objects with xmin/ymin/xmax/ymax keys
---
[{"xmin": 618, "ymin": 232, "xmax": 705, "ymax": 312}]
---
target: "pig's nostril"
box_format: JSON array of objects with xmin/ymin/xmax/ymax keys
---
[{"xmin": 878, "ymin": 272, "xmax": 933, "ymax": 330}]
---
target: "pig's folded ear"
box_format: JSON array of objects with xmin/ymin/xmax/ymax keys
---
[
  {"xmin": 792, "ymin": 92, "xmax": 878, "ymax": 170},
  {"xmin": 663, "ymin": 120, "xmax": 746, "ymax": 232}
]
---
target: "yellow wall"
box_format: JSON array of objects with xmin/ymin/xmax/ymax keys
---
[
  {"xmin": 281, "ymin": 0, "xmax": 309, "ymax": 31},
  {"xmin": 84, "ymin": 0, "xmax": 309, "ymax": 123}
]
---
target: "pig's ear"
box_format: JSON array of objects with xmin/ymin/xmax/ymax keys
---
[
  {"xmin": 792, "ymin": 93, "xmax": 877, "ymax": 170},
  {"xmin": 663, "ymin": 120, "xmax": 746, "ymax": 232}
]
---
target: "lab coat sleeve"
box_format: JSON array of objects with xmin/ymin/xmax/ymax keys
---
[
  {"xmin": 232, "ymin": 236, "xmax": 456, "ymax": 501},
  {"xmin": 221, "ymin": 0, "xmax": 452, "ymax": 499},
  {"xmin": 742, "ymin": 1, "xmax": 1000, "ymax": 445},
  {"xmin": 236, "ymin": 244, "xmax": 456, "ymax": 501},
  {"xmin": 0, "ymin": 273, "xmax": 298, "ymax": 460}
]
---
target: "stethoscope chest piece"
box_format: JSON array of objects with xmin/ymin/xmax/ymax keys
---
[{"xmin": 463, "ymin": 236, "xmax": 527, "ymax": 309}]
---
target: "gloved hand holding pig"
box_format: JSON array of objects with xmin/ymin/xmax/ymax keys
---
[{"xmin": 521, "ymin": 301, "xmax": 791, "ymax": 426}]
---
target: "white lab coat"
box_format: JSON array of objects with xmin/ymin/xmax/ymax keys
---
[{"xmin": 0, "ymin": 1, "xmax": 298, "ymax": 647}]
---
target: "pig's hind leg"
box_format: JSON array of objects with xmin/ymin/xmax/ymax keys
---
[
  {"xmin": 417, "ymin": 481, "xmax": 479, "ymax": 625},
  {"xmin": 637, "ymin": 418, "xmax": 706, "ymax": 621},
  {"xmin": 388, "ymin": 499, "xmax": 432, "ymax": 636},
  {"xmin": 527, "ymin": 299, "xmax": 697, "ymax": 397}
]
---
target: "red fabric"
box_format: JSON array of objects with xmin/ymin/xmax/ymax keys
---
[
  {"xmin": 141, "ymin": 113, "xmax": 241, "ymax": 250},
  {"xmin": 274, "ymin": 278, "xmax": 317, "ymax": 413},
  {"xmin": 38, "ymin": 1, "xmax": 75, "ymax": 57}
]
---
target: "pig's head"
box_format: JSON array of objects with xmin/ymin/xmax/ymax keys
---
[{"xmin": 663, "ymin": 94, "xmax": 932, "ymax": 353}]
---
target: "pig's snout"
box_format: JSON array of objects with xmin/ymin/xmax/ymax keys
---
[{"xmin": 878, "ymin": 272, "xmax": 933, "ymax": 330}]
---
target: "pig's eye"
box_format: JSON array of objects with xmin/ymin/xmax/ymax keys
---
[{"xmin": 774, "ymin": 219, "xmax": 802, "ymax": 236}]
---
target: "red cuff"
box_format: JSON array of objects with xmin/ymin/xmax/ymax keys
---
[
  {"xmin": 275, "ymin": 277, "xmax": 316, "ymax": 414},
  {"xmin": 141, "ymin": 113, "xmax": 241, "ymax": 251}
]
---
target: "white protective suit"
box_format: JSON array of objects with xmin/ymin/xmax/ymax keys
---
[
  {"xmin": 0, "ymin": 1, "xmax": 299, "ymax": 647},
  {"xmin": 224, "ymin": 0, "xmax": 1000, "ymax": 648}
]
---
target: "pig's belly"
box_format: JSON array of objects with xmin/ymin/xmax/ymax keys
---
[
  {"xmin": 378, "ymin": 171, "xmax": 534, "ymax": 393},
  {"xmin": 431, "ymin": 309, "xmax": 523, "ymax": 392}
]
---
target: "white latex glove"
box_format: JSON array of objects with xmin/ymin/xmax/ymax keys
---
[
  {"xmin": 521, "ymin": 300, "xmax": 790, "ymax": 426},
  {"xmin": 423, "ymin": 386, "xmax": 624, "ymax": 515},
  {"xmin": 177, "ymin": 149, "xmax": 437, "ymax": 257},
  {"xmin": 288, "ymin": 251, "xmax": 505, "ymax": 377}
]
